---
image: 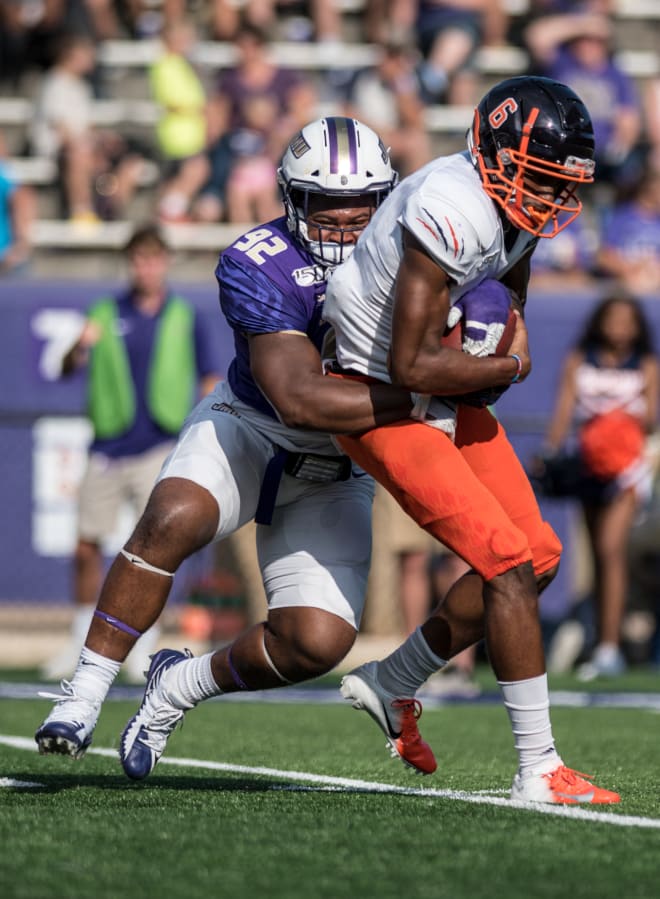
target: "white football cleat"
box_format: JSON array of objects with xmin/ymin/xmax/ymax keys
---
[{"xmin": 35, "ymin": 681, "xmax": 101, "ymax": 759}]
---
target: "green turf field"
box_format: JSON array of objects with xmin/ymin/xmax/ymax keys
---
[{"xmin": 1, "ymin": 672, "xmax": 659, "ymax": 899}]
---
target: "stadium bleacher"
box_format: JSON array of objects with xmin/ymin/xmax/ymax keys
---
[{"xmin": 0, "ymin": 0, "xmax": 657, "ymax": 279}]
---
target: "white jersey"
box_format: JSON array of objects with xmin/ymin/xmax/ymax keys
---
[{"xmin": 324, "ymin": 151, "xmax": 536, "ymax": 381}]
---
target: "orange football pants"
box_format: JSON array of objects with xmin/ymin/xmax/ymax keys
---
[{"xmin": 336, "ymin": 401, "xmax": 561, "ymax": 583}]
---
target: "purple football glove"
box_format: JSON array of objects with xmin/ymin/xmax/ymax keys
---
[{"xmin": 446, "ymin": 279, "xmax": 513, "ymax": 357}]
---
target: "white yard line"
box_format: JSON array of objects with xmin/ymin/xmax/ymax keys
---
[
  {"xmin": 1, "ymin": 733, "xmax": 659, "ymax": 830},
  {"xmin": 0, "ymin": 776, "xmax": 43, "ymax": 788}
]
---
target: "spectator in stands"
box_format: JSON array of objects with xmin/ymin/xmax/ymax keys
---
[
  {"xmin": 515, "ymin": 0, "xmax": 614, "ymax": 48},
  {"xmin": 344, "ymin": 38, "xmax": 432, "ymax": 178},
  {"xmin": 538, "ymin": 292, "xmax": 659, "ymax": 679},
  {"xmin": 210, "ymin": 1, "xmax": 344, "ymax": 44},
  {"xmin": 0, "ymin": 131, "xmax": 35, "ymax": 276},
  {"xmin": 0, "ymin": 0, "xmax": 119, "ymax": 88},
  {"xmin": 523, "ymin": 6, "xmax": 644, "ymax": 192},
  {"xmin": 149, "ymin": 17, "xmax": 212, "ymax": 223},
  {"xmin": 362, "ymin": 0, "xmax": 416, "ymax": 46},
  {"xmin": 596, "ymin": 169, "xmax": 660, "ymax": 295},
  {"xmin": 196, "ymin": 23, "xmax": 306, "ymax": 223},
  {"xmin": 116, "ymin": 0, "xmax": 184, "ymax": 39},
  {"xmin": 223, "ymin": 95, "xmax": 283, "ymax": 223},
  {"xmin": 29, "ymin": 32, "xmax": 144, "ymax": 222},
  {"xmin": 3, "ymin": 1, "xmax": 120, "ymax": 99},
  {"xmin": 40, "ymin": 223, "xmax": 221, "ymax": 683},
  {"xmin": 412, "ymin": 1, "xmax": 510, "ymax": 105}
]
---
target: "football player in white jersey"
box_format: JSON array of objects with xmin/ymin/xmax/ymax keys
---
[{"xmin": 324, "ymin": 76, "xmax": 620, "ymax": 804}]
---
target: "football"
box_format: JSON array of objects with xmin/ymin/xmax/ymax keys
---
[{"xmin": 441, "ymin": 283, "xmax": 517, "ymax": 357}]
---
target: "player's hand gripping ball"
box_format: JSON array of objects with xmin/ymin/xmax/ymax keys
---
[{"xmin": 441, "ymin": 279, "xmax": 517, "ymax": 407}]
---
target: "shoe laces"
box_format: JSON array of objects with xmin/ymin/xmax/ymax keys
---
[
  {"xmin": 391, "ymin": 698, "xmax": 423, "ymax": 743},
  {"xmin": 38, "ymin": 680, "xmax": 98, "ymax": 721},
  {"xmin": 546, "ymin": 766, "xmax": 593, "ymax": 788},
  {"xmin": 38, "ymin": 679, "xmax": 77, "ymax": 703}
]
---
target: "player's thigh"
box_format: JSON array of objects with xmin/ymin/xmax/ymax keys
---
[
  {"xmin": 77, "ymin": 453, "xmax": 123, "ymax": 542},
  {"xmin": 157, "ymin": 395, "xmax": 273, "ymax": 538},
  {"xmin": 338, "ymin": 421, "xmax": 530, "ymax": 581},
  {"xmin": 258, "ymin": 475, "xmax": 374, "ymax": 630},
  {"xmin": 456, "ymin": 405, "xmax": 562, "ymax": 574}
]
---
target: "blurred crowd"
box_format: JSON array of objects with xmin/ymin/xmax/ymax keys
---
[
  {"xmin": 0, "ymin": 0, "xmax": 659, "ymax": 290},
  {"xmin": 2, "ymin": 1, "xmax": 660, "ymax": 682}
]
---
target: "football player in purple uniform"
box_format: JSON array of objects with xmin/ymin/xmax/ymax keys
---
[{"xmin": 35, "ymin": 117, "xmax": 433, "ymax": 778}]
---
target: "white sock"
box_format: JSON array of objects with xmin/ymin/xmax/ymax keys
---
[
  {"xmin": 163, "ymin": 652, "xmax": 220, "ymax": 708},
  {"xmin": 376, "ymin": 627, "xmax": 448, "ymax": 697},
  {"xmin": 499, "ymin": 674, "xmax": 562, "ymax": 777},
  {"xmin": 69, "ymin": 647, "xmax": 121, "ymax": 705}
]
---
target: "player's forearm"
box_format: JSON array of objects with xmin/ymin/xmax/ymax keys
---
[
  {"xmin": 271, "ymin": 376, "xmax": 413, "ymax": 433},
  {"xmin": 390, "ymin": 345, "xmax": 522, "ymax": 396}
]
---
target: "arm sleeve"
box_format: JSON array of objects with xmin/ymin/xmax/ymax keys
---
[{"xmin": 217, "ymin": 254, "xmax": 310, "ymax": 336}]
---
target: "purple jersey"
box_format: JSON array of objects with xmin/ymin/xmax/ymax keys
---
[{"xmin": 216, "ymin": 216, "xmax": 328, "ymax": 419}]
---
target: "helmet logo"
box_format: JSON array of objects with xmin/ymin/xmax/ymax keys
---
[
  {"xmin": 378, "ymin": 137, "xmax": 389, "ymax": 164},
  {"xmin": 489, "ymin": 98, "xmax": 518, "ymax": 129},
  {"xmin": 290, "ymin": 132, "xmax": 311, "ymax": 159}
]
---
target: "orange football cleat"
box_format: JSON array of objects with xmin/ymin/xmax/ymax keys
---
[
  {"xmin": 511, "ymin": 764, "xmax": 620, "ymax": 804},
  {"xmin": 340, "ymin": 662, "xmax": 437, "ymax": 775}
]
